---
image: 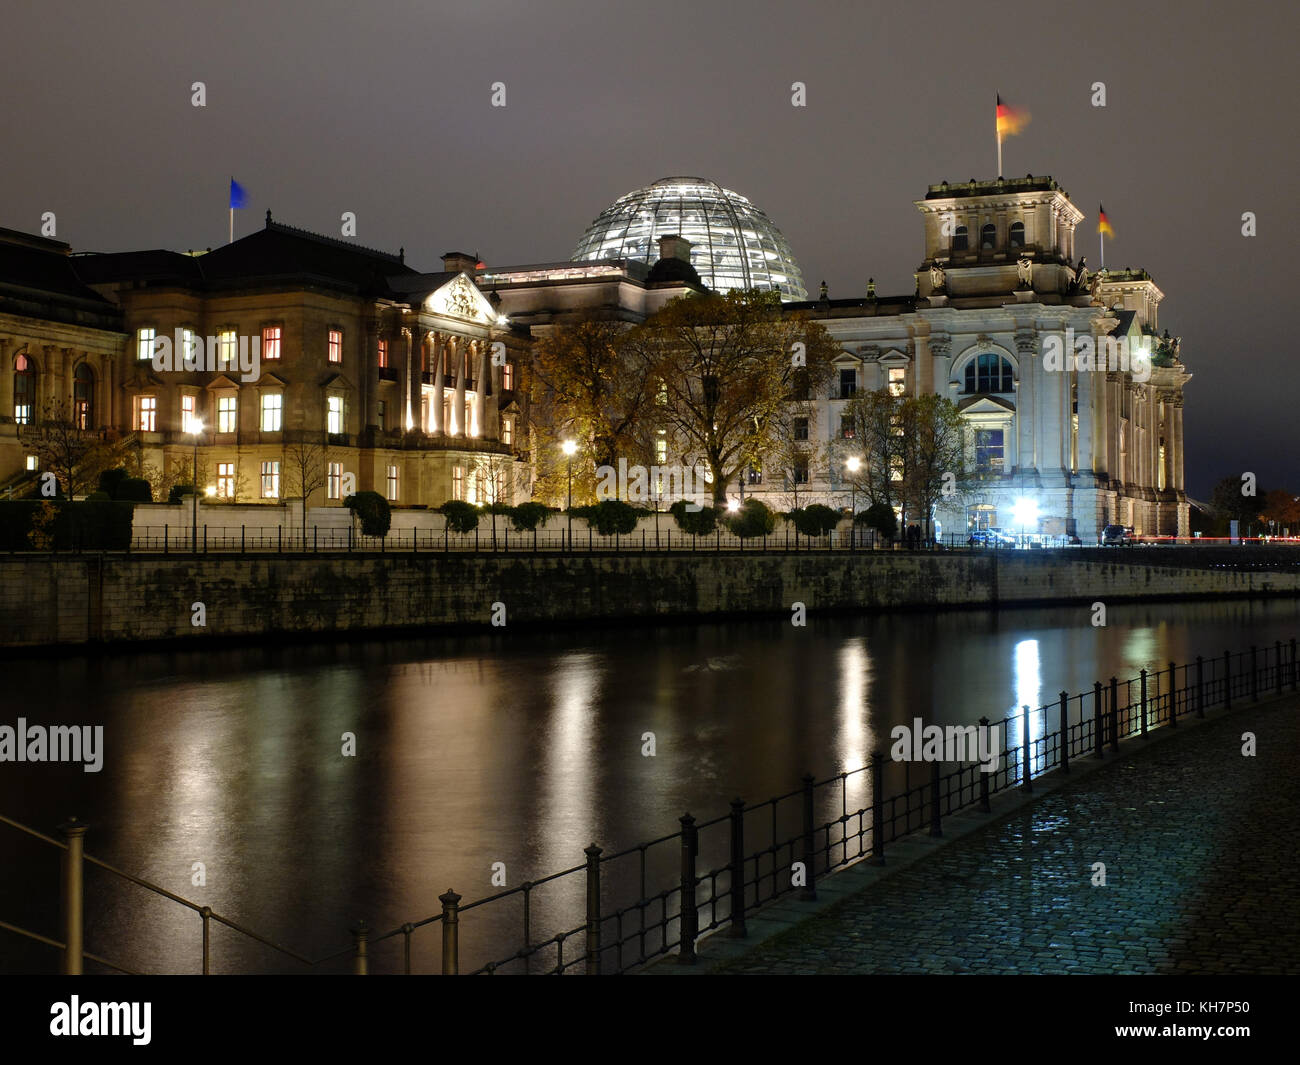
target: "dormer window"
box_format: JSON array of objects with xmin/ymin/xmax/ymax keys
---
[
  {"xmin": 1009, "ymin": 221, "xmax": 1025, "ymax": 249},
  {"xmin": 981, "ymin": 223, "xmax": 996, "ymax": 250}
]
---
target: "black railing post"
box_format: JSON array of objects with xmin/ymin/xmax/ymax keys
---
[
  {"xmin": 584, "ymin": 843, "xmax": 602, "ymax": 975},
  {"xmin": 439, "ymin": 889, "xmax": 461, "ymax": 974},
  {"xmin": 313, "ymin": 525, "xmax": 318, "ymax": 553},
  {"xmin": 1169, "ymin": 661, "xmax": 1178, "ymax": 727},
  {"xmin": 1108, "ymin": 677, "xmax": 1120, "ymax": 751},
  {"xmin": 164, "ymin": 524, "xmax": 169, "ymax": 555},
  {"xmin": 728, "ymin": 798, "xmax": 747, "ymax": 938},
  {"xmin": 978, "ymin": 717, "xmax": 992, "ymax": 811},
  {"xmin": 1251, "ymin": 645, "xmax": 1259, "ymax": 702},
  {"xmin": 929, "ymin": 760, "xmax": 942, "ymax": 836},
  {"xmin": 871, "ymin": 751, "xmax": 886, "ymax": 862},
  {"xmin": 800, "ymin": 773, "xmax": 817, "ymax": 900},
  {"xmin": 1277, "ymin": 641, "xmax": 1284, "ymax": 697},
  {"xmin": 1196, "ymin": 656, "xmax": 1205, "ymax": 718},
  {"xmin": 351, "ymin": 921, "xmax": 369, "ymax": 975},
  {"xmin": 677, "ymin": 814, "xmax": 698, "ymax": 965},
  {"xmin": 1094, "ymin": 682, "xmax": 1104, "ymax": 758},
  {"xmin": 59, "ymin": 817, "xmax": 87, "ymax": 976},
  {"xmin": 1021, "ymin": 706, "xmax": 1033, "ymax": 792},
  {"xmin": 1059, "ymin": 691, "xmax": 1070, "ymax": 772},
  {"xmin": 201, "ymin": 906, "xmax": 211, "ymax": 974},
  {"xmin": 1292, "ymin": 638, "xmax": 1298, "ymax": 691},
  {"xmin": 1224, "ymin": 650, "xmax": 1231, "ymax": 709},
  {"xmin": 241, "ymin": 524, "xmax": 245, "ymax": 553},
  {"xmin": 1140, "ymin": 669, "xmax": 1148, "ymax": 736}
]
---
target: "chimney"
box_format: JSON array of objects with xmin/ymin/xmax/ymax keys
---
[
  {"xmin": 657, "ymin": 234, "xmax": 692, "ymax": 264},
  {"xmin": 442, "ymin": 251, "xmax": 478, "ymax": 274}
]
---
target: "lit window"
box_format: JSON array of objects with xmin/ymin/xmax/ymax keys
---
[
  {"xmin": 888, "ymin": 367, "xmax": 905, "ymax": 396},
  {"xmin": 262, "ymin": 325, "xmax": 282, "ymax": 360},
  {"xmin": 181, "ymin": 394, "xmax": 196, "ymax": 434},
  {"xmin": 328, "ymin": 329, "xmax": 342, "ymax": 364},
  {"xmin": 136, "ymin": 395, "xmax": 157, "ymax": 432},
  {"xmin": 655, "ymin": 436, "xmax": 667, "ymax": 464},
  {"xmin": 327, "ymin": 395, "xmax": 344, "ymax": 434},
  {"xmin": 502, "ymin": 362, "xmax": 513, "ymax": 390},
  {"xmin": 386, "ymin": 464, "xmax": 399, "ymax": 501},
  {"xmin": 13, "ymin": 354, "xmax": 34, "ymax": 425},
  {"xmin": 216, "ymin": 463, "xmax": 235, "ymax": 499},
  {"xmin": 260, "ymin": 393, "xmax": 282, "ymax": 432},
  {"xmin": 656, "ymin": 382, "xmax": 668, "ymax": 406},
  {"xmin": 964, "ymin": 354, "xmax": 1014, "ymax": 394},
  {"xmin": 452, "ymin": 465, "xmax": 464, "ymax": 501},
  {"xmin": 793, "ymin": 417, "xmax": 809, "ymax": 441},
  {"xmin": 975, "ymin": 428, "xmax": 1005, "ymax": 472},
  {"xmin": 25, "ymin": 455, "xmax": 37, "ymax": 471},
  {"xmin": 502, "ymin": 418, "xmax": 513, "ymax": 445},
  {"xmin": 73, "ymin": 364, "xmax": 94, "ymax": 429},
  {"xmin": 840, "ymin": 416, "xmax": 854, "ymax": 439},
  {"xmin": 327, "ymin": 462, "xmax": 342, "ymax": 500},
  {"xmin": 377, "ymin": 339, "xmax": 388, "ymax": 368},
  {"xmin": 217, "ymin": 395, "xmax": 237, "ymax": 433},
  {"xmin": 218, "ymin": 330, "xmax": 237, "ymax": 370},
  {"xmin": 747, "ymin": 466, "xmax": 762, "ymax": 485},
  {"xmin": 261, "ymin": 461, "xmax": 280, "ymax": 499},
  {"xmin": 137, "ymin": 327, "xmax": 156, "ymax": 361},
  {"xmin": 181, "ymin": 328, "xmax": 197, "ymax": 366}
]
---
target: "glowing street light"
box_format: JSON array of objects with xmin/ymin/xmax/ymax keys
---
[
  {"xmin": 561, "ymin": 439, "xmax": 577, "ymax": 549},
  {"xmin": 1011, "ymin": 497, "xmax": 1039, "ymax": 548},
  {"xmin": 727, "ymin": 498, "xmax": 741, "ymax": 512}
]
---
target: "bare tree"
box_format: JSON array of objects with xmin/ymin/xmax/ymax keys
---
[
  {"xmin": 20, "ymin": 400, "xmax": 105, "ymax": 497},
  {"xmin": 282, "ymin": 436, "xmax": 327, "ymax": 527}
]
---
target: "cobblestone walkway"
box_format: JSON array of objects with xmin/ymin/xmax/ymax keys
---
[{"xmin": 719, "ymin": 698, "xmax": 1300, "ymax": 974}]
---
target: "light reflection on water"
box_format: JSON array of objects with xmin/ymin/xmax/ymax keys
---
[{"xmin": 0, "ymin": 597, "xmax": 1296, "ymax": 973}]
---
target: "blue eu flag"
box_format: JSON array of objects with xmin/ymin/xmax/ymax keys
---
[{"xmin": 229, "ymin": 178, "xmax": 248, "ymax": 209}]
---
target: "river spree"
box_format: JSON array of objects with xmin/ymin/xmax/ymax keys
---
[{"xmin": 2, "ymin": 597, "xmax": 1297, "ymax": 973}]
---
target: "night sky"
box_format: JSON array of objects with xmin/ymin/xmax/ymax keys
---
[{"xmin": 4, "ymin": 0, "xmax": 1294, "ymax": 497}]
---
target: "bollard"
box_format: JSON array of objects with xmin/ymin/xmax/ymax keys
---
[
  {"xmin": 1059, "ymin": 691, "xmax": 1070, "ymax": 772},
  {"xmin": 1094, "ymin": 682, "xmax": 1104, "ymax": 758},
  {"xmin": 1277, "ymin": 641, "xmax": 1284, "ymax": 697},
  {"xmin": 729, "ymin": 798, "xmax": 747, "ymax": 938},
  {"xmin": 201, "ymin": 906, "xmax": 211, "ymax": 974},
  {"xmin": 1169, "ymin": 662, "xmax": 1178, "ymax": 727},
  {"xmin": 1109, "ymin": 677, "xmax": 1120, "ymax": 751},
  {"xmin": 584, "ymin": 844, "xmax": 602, "ymax": 975},
  {"xmin": 871, "ymin": 751, "xmax": 886, "ymax": 862},
  {"xmin": 439, "ymin": 889, "xmax": 461, "ymax": 974},
  {"xmin": 1224, "ymin": 650, "xmax": 1231, "ymax": 709},
  {"xmin": 978, "ymin": 718, "xmax": 991, "ymax": 811},
  {"xmin": 800, "ymin": 774, "xmax": 817, "ymax": 900},
  {"xmin": 1140, "ymin": 669, "xmax": 1148, "ymax": 735},
  {"xmin": 1251, "ymin": 645, "xmax": 1259, "ymax": 702},
  {"xmin": 352, "ymin": 921, "xmax": 369, "ymax": 975},
  {"xmin": 929, "ymin": 761, "xmax": 942, "ymax": 836},
  {"xmin": 1021, "ymin": 705, "xmax": 1033, "ymax": 792},
  {"xmin": 60, "ymin": 818, "xmax": 87, "ymax": 976},
  {"xmin": 677, "ymin": 814, "xmax": 698, "ymax": 964},
  {"xmin": 1196, "ymin": 656, "xmax": 1205, "ymax": 718}
]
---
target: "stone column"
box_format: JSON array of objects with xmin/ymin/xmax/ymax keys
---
[
  {"xmin": 475, "ymin": 337, "xmax": 490, "ymax": 438},
  {"xmin": 452, "ymin": 336, "xmax": 466, "ymax": 437},
  {"xmin": 1076, "ymin": 358, "xmax": 1094, "ymax": 479},
  {"xmin": 431, "ymin": 332, "xmax": 445, "ymax": 434},
  {"xmin": 0, "ymin": 340, "xmax": 13, "ymax": 421}
]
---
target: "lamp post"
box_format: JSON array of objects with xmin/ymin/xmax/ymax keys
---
[
  {"xmin": 846, "ymin": 455, "xmax": 862, "ymax": 548},
  {"xmin": 562, "ymin": 439, "xmax": 577, "ymax": 550},
  {"xmin": 190, "ymin": 419, "xmax": 204, "ymax": 553}
]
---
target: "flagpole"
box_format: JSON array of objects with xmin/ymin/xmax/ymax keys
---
[
  {"xmin": 229, "ymin": 207, "xmax": 233, "ymax": 244},
  {"xmin": 997, "ymin": 131, "xmax": 1002, "ymax": 179},
  {"xmin": 1100, "ymin": 230, "xmax": 1104, "ymax": 270}
]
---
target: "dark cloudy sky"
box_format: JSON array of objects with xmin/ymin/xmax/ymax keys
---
[{"xmin": 3, "ymin": 0, "xmax": 1295, "ymax": 497}]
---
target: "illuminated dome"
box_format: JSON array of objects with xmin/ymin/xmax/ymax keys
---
[{"xmin": 572, "ymin": 177, "xmax": 807, "ymax": 301}]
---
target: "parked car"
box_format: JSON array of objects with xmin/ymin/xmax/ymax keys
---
[
  {"xmin": 968, "ymin": 527, "xmax": 1016, "ymax": 547},
  {"xmin": 1101, "ymin": 524, "xmax": 1133, "ymax": 546}
]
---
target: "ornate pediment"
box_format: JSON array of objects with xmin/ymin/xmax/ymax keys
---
[{"xmin": 425, "ymin": 274, "xmax": 496, "ymax": 324}]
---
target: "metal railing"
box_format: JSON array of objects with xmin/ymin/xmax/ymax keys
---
[{"xmin": 4, "ymin": 637, "xmax": 1294, "ymax": 975}]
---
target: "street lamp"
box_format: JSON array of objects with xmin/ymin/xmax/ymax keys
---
[
  {"xmin": 562, "ymin": 439, "xmax": 577, "ymax": 549},
  {"xmin": 190, "ymin": 419, "xmax": 205, "ymax": 552},
  {"xmin": 846, "ymin": 456, "xmax": 862, "ymax": 547},
  {"xmin": 1011, "ymin": 496, "xmax": 1038, "ymax": 549}
]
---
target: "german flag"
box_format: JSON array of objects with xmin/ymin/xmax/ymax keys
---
[
  {"xmin": 1098, "ymin": 204, "xmax": 1115, "ymax": 238},
  {"xmin": 995, "ymin": 94, "xmax": 1029, "ymax": 137}
]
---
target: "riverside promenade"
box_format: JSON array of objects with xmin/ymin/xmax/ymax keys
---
[{"xmin": 658, "ymin": 692, "xmax": 1300, "ymax": 975}]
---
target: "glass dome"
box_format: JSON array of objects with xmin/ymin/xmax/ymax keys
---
[{"xmin": 571, "ymin": 177, "xmax": 807, "ymax": 301}]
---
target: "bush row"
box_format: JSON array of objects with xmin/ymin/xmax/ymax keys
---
[{"xmin": 0, "ymin": 500, "xmax": 135, "ymax": 550}]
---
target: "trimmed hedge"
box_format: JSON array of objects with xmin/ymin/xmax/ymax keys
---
[
  {"xmin": 117, "ymin": 477, "xmax": 153, "ymax": 503},
  {"xmin": 345, "ymin": 491, "xmax": 391, "ymax": 537},
  {"xmin": 574, "ymin": 499, "xmax": 639, "ymax": 535},
  {"xmin": 859, "ymin": 502, "xmax": 898, "ymax": 539},
  {"xmin": 440, "ymin": 500, "xmax": 480, "ymax": 533},
  {"xmin": 509, "ymin": 502, "xmax": 550, "ymax": 531},
  {"xmin": 669, "ymin": 499, "xmax": 719, "ymax": 536},
  {"xmin": 726, "ymin": 499, "xmax": 777, "ymax": 538},
  {"xmin": 788, "ymin": 503, "xmax": 840, "ymax": 537},
  {"xmin": 0, "ymin": 500, "xmax": 134, "ymax": 550}
]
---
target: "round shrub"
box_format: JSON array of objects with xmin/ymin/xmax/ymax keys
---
[
  {"xmin": 509, "ymin": 502, "xmax": 550, "ymax": 531},
  {"xmin": 669, "ymin": 499, "xmax": 718, "ymax": 536},
  {"xmin": 116, "ymin": 477, "xmax": 153, "ymax": 503},
  {"xmin": 345, "ymin": 490, "xmax": 391, "ymax": 537},
  {"xmin": 168, "ymin": 484, "xmax": 195, "ymax": 505},
  {"xmin": 726, "ymin": 498, "xmax": 776, "ymax": 538},
  {"xmin": 440, "ymin": 499, "xmax": 480, "ymax": 533},
  {"xmin": 860, "ymin": 502, "xmax": 898, "ymax": 540},
  {"xmin": 98, "ymin": 468, "xmax": 129, "ymax": 498},
  {"xmin": 789, "ymin": 503, "xmax": 840, "ymax": 537},
  {"xmin": 584, "ymin": 499, "xmax": 639, "ymax": 536}
]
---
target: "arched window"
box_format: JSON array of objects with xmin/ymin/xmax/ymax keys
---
[
  {"xmin": 952, "ymin": 225, "xmax": 968, "ymax": 252},
  {"xmin": 13, "ymin": 354, "xmax": 35, "ymax": 425},
  {"xmin": 73, "ymin": 364, "xmax": 94, "ymax": 430},
  {"xmin": 980, "ymin": 223, "xmax": 996, "ymax": 250},
  {"xmin": 963, "ymin": 353, "xmax": 1015, "ymax": 394},
  {"xmin": 1009, "ymin": 221, "xmax": 1025, "ymax": 248}
]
